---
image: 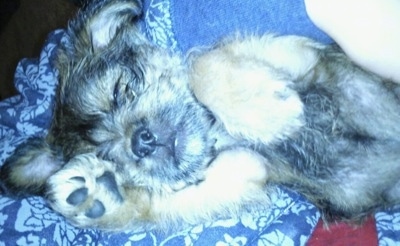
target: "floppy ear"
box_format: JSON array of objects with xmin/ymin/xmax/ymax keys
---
[
  {"xmin": 83, "ymin": 0, "xmax": 143, "ymax": 50},
  {"xmin": 61, "ymin": 0, "xmax": 142, "ymax": 58},
  {"xmin": 0, "ymin": 138, "xmax": 64, "ymax": 196}
]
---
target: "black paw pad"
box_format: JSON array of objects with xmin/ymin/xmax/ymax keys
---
[
  {"xmin": 66, "ymin": 188, "xmax": 88, "ymax": 206},
  {"xmin": 96, "ymin": 171, "xmax": 123, "ymax": 202},
  {"xmin": 70, "ymin": 176, "xmax": 86, "ymax": 183},
  {"xmin": 85, "ymin": 200, "xmax": 105, "ymax": 218}
]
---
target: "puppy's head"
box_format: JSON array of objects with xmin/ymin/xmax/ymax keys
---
[
  {"xmin": 55, "ymin": 0, "xmax": 218, "ymax": 189},
  {"xmin": 2, "ymin": 0, "xmax": 217, "ymax": 194}
]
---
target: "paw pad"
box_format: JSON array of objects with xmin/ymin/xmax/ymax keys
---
[
  {"xmin": 67, "ymin": 187, "xmax": 88, "ymax": 206},
  {"xmin": 85, "ymin": 200, "xmax": 105, "ymax": 218},
  {"xmin": 56, "ymin": 171, "xmax": 123, "ymax": 220},
  {"xmin": 96, "ymin": 171, "xmax": 123, "ymax": 202}
]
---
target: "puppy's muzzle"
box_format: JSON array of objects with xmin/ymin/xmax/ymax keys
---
[{"xmin": 132, "ymin": 127, "xmax": 157, "ymax": 157}]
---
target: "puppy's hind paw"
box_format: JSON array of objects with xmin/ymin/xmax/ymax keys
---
[{"xmin": 46, "ymin": 153, "xmax": 125, "ymax": 229}]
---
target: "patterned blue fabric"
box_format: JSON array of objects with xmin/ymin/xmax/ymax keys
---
[
  {"xmin": 0, "ymin": 0, "xmax": 399, "ymax": 245},
  {"xmin": 376, "ymin": 207, "xmax": 400, "ymax": 245}
]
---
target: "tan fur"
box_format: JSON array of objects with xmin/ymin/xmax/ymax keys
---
[
  {"xmin": 189, "ymin": 35, "xmax": 318, "ymax": 144},
  {"xmin": 48, "ymin": 149, "xmax": 270, "ymax": 231}
]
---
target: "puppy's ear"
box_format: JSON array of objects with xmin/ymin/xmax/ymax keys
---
[
  {"xmin": 63, "ymin": 0, "xmax": 142, "ymax": 56},
  {"xmin": 0, "ymin": 138, "xmax": 64, "ymax": 197},
  {"xmin": 84, "ymin": 0, "xmax": 142, "ymax": 50}
]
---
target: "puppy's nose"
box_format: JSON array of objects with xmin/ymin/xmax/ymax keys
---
[{"xmin": 132, "ymin": 128, "xmax": 157, "ymax": 158}]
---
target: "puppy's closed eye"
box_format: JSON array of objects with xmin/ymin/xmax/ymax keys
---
[
  {"xmin": 113, "ymin": 66, "xmax": 145, "ymax": 107},
  {"xmin": 113, "ymin": 77, "xmax": 138, "ymax": 107}
]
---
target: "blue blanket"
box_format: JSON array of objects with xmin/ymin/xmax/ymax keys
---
[
  {"xmin": 142, "ymin": 0, "xmax": 333, "ymax": 53},
  {"xmin": 0, "ymin": 0, "xmax": 399, "ymax": 245}
]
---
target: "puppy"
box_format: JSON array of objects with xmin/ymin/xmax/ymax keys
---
[{"xmin": 1, "ymin": 0, "xmax": 400, "ymax": 232}]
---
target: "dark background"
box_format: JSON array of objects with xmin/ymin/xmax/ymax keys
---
[{"xmin": 0, "ymin": 0, "xmax": 78, "ymax": 100}]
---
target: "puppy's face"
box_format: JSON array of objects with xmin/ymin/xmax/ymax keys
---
[{"xmin": 51, "ymin": 0, "xmax": 216, "ymax": 190}]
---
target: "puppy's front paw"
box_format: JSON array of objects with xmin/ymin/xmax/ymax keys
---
[
  {"xmin": 191, "ymin": 42, "xmax": 305, "ymax": 144},
  {"xmin": 46, "ymin": 154, "xmax": 125, "ymax": 229}
]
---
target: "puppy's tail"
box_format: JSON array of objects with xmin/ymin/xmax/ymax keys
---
[{"xmin": 0, "ymin": 138, "xmax": 64, "ymax": 197}]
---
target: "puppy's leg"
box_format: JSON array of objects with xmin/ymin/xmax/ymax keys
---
[
  {"xmin": 0, "ymin": 138, "xmax": 63, "ymax": 196},
  {"xmin": 160, "ymin": 148, "xmax": 271, "ymax": 224},
  {"xmin": 47, "ymin": 151, "xmax": 271, "ymax": 231},
  {"xmin": 190, "ymin": 35, "xmax": 321, "ymax": 143},
  {"xmin": 47, "ymin": 153, "xmax": 151, "ymax": 231},
  {"xmin": 317, "ymin": 52, "xmax": 400, "ymax": 140}
]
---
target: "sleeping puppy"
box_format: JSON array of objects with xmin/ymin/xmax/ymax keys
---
[{"xmin": 1, "ymin": 0, "xmax": 400, "ymax": 231}]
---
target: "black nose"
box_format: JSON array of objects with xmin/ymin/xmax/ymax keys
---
[{"xmin": 132, "ymin": 128, "xmax": 157, "ymax": 158}]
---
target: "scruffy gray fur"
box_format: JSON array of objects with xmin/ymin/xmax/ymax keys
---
[{"xmin": 1, "ymin": 0, "xmax": 400, "ymax": 231}]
